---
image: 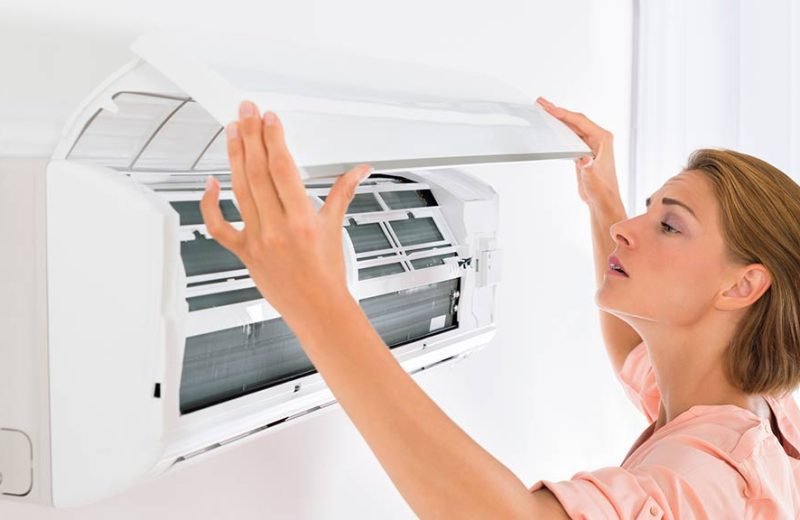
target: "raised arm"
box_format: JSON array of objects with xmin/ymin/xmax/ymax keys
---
[
  {"xmin": 199, "ymin": 101, "xmax": 570, "ymax": 519},
  {"xmin": 537, "ymin": 98, "xmax": 643, "ymax": 374}
]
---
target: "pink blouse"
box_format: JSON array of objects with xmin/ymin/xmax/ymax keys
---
[{"xmin": 530, "ymin": 341, "xmax": 800, "ymax": 519}]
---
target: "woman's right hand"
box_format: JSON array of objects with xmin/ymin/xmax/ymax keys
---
[{"xmin": 536, "ymin": 97, "xmax": 625, "ymax": 214}]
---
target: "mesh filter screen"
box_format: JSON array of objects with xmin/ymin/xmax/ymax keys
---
[{"xmin": 180, "ymin": 278, "xmax": 460, "ymax": 413}]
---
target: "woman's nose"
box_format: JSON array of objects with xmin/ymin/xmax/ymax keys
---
[{"xmin": 609, "ymin": 219, "xmax": 632, "ymax": 246}]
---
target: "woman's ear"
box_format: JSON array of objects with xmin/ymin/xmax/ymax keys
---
[{"xmin": 717, "ymin": 264, "xmax": 772, "ymax": 311}]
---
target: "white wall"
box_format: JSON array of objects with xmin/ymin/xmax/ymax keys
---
[
  {"xmin": 0, "ymin": 1, "xmax": 637, "ymax": 518},
  {"xmin": 632, "ymin": 0, "xmax": 800, "ymax": 211}
]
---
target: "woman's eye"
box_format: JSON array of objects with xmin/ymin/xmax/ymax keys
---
[{"xmin": 661, "ymin": 221, "xmax": 679, "ymax": 234}]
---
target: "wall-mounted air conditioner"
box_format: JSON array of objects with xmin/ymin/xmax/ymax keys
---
[{"xmin": 0, "ymin": 30, "xmax": 589, "ymax": 507}]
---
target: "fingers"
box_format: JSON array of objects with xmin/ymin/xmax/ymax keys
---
[
  {"xmin": 228, "ymin": 101, "xmax": 314, "ymax": 231},
  {"xmin": 237, "ymin": 101, "xmax": 283, "ymax": 222},
  {"xmin": 536, "ymin": 97, "xmax": 607, "ymax": 140},
  {"xmin": 261, "ymin": 111, "xmax": 311, "ymax": 213},
  {"xmin": 225, "ymin": 122, "xmax": 260, "ymax": 232},
  {"xmin": 320, "ymin": 164, "xmax": 373, "ymax": 222},
  {"xmin": 575, "ymin": 155, "xmax": 594, "ymax": 169},
  {"xmin": 200, "ymin": 176, "xmax": 244, "ymax": 252}
]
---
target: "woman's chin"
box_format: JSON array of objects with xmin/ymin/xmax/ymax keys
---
[
  {"xmin": 595, "ymin": 286, "xmax": 624, "ymax": 314},
  {"xmin": 595, "ymin": 291, "xmax": 650, "ymax": 325}
]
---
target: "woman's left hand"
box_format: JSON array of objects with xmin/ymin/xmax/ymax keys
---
[{"xmin": 199, "ymin": 100, "xmax": 372, "ymax": 327}]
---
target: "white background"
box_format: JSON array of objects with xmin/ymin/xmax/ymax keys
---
[
  {"xmin": 632, "ymin": 0, "xmax": 800, "ymax": 209},
  {"xmin": 2, "ymin": 1, "xmax": 641, "ymax": 518}
]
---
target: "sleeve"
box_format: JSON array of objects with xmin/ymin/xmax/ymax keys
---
[
  {"xmin": 529, "ymin": 456, "xmax": 746, "ymax": 520},
  {"xmin": 616, "ymin": 341, "xmax": 661, "ymax": 423},
  {"xmin": 530, "ymin": 467, "xmax": 669, "ymax": 520}
]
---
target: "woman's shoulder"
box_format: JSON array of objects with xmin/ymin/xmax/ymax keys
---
[
  {"xmin": 533, "ymin": 406, "xmax": 799, "ymax": 520},
  {"xmin": 632, "ymin": 404, "xmax": 800, "ymax": 506}
]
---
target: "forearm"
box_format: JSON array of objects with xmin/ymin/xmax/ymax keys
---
[
  {"xmin": 287, "ymin": 291, "xmax": 541, "ymax": 519},
  {"xmin": 590, "ymin": 199, "xmax": 643, "ymax": 372}
]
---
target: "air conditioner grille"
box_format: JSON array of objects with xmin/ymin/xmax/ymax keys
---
[{"xmin": 179, "ymin": 278, "xmax": 461, "ymax": 414}]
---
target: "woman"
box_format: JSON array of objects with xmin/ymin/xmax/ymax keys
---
[{"xmin": 199, "ymin": 99, "xmax": 800, "ymax": 518}]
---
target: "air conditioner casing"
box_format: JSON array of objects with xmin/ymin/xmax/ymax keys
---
[{"xmin": 0, "ymin": 30, "xmax": 589, "ymax": 507}]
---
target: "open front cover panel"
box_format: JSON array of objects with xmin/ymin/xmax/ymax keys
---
[{"xmin": 68, "ymin": 42, "xmax": 590, "ymax": 176}]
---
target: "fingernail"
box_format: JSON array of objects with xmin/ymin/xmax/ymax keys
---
[
  {"xmin": 358, "ymin": 166, "xmax": 373, "ymax": 182},
  {"xmin": 225, "ymin": 123, "xmax": 239, "ymax": 140},
  {"xmin": 263, "ymin": 111, "xmax": 276, "ymax": 126},
  {"xmin": 240, "ymin": 101, "xmax": 256, "ymax": 118},
  {"xmin": 205, "ymin": 175, "xmax": 215, "ymax": 190}
]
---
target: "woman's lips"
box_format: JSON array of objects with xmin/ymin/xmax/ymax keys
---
[{"xmin": 608, "ymin": 255, "xmax": 629, "ymax": 277}]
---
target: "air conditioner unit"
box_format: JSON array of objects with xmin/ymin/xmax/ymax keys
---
[{"xmin": 0, "ymin": 30, "xmax": 589, "ymax": 507}]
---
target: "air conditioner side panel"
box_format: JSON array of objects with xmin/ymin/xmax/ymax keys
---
[
  {"xmin": 46, "ymin": 160, "xmax": 172, "ymax": 507},
  {"xmin": 0, "ymin": 159, "xmax": 52, "ymax": 504},
  {"xmin": 413, "ymin": 169, "xmax": 500, "ymax": 329}
]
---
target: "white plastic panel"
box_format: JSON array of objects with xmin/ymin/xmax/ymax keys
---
[
  {"xmin": 0, "ymin": 159, "xmax": 53, "ymax": 504},
  {"xmin": 126, "ymin": 30, "xmax": 590, "ymax": 177},
  {"xmin": 46, "ymin": 160, "xmax": 181, "ymax": 506}
]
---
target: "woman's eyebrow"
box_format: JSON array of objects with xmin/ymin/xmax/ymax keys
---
[{"xmin": 645, "ymin": 196, "xmax": 699, "ymax": 221}]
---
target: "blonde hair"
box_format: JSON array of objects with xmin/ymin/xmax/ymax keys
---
[{"xmin": 686, "ymin": 149, "xmax": 800, "ymax": 396}]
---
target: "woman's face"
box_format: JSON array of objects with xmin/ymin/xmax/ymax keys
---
[{"xmin": 596, "ymin": 170, "xmax": 735, "ymax": 326}]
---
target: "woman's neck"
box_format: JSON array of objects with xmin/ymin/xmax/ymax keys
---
[{"xmin": 635, "ymin": 317, "xmax": 768, "ymax": 430}]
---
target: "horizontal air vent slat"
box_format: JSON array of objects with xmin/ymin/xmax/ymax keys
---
[{"xmin": 187, "ymin": 273, "xmax": 250, "ymax": 287}]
